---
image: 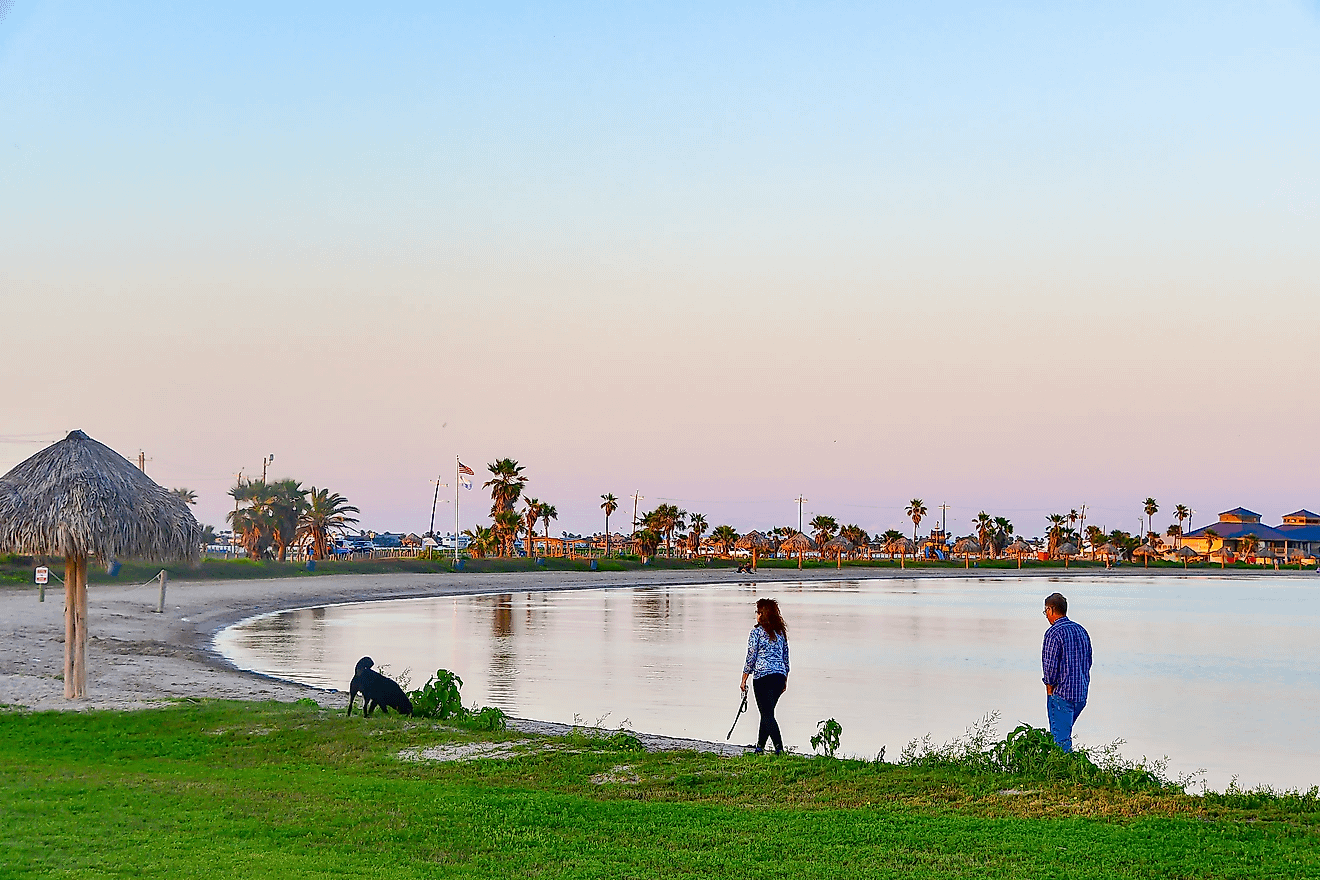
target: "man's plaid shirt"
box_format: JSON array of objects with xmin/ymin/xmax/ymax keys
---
[{"xmin": 1042, "ymin": 616, "xmax": 1092, "ymax": 704}]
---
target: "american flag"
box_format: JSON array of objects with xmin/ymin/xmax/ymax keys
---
[{"xmin": 457, "ymin": 461, "xmax": 475, "ymax": 476}]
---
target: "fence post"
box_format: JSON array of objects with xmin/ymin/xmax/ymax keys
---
[{"xmin": 156, "ymin": 570, "xmax": 168, "ymax": 614}]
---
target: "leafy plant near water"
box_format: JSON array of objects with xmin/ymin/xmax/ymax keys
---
[
  {"xmin": 408, "ymin": 668, "xmax": 508, "ymax": 731},
  {"xmin": 811, "ymin": 718, "xmax": 843, "ymax": 757},
  {"xmin": 899, "ymin": 711, "xmax": 1196, "ymax": 791}
]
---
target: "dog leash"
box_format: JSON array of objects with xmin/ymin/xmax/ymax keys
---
[{"xmin": 726, "ymin": 686, "xmax": 748, "ymax": 740}]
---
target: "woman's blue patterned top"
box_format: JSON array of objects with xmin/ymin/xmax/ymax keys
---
[{"xmin": 743, "ymin": 626, "xmax": 790, "ymax": 678}]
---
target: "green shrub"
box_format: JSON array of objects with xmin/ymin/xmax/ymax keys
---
[
  {"xmin": 811, "ymin": 718, "xmax": 843, "ymax": 757},
  {"xmin": 408, "ymin": 668, "xmax": 506, "ymax": 730}
]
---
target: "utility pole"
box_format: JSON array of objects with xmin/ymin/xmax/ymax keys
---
[
  {"xmin": 429, "ymin": 477, "xmax": 446, "ymax": 538},
  {"xmin": 631, "ymin": 491, "xmax": 644, "ymax": 534},
  {"xmin": 1078, "ymin": 504, "xmax": 1087, "ymax": 552},
  {"xmin": 136, "ymin": 451, "xmax": 152, "ymax": 473},
  {"xmin": 261, "ymin": 453, "xmax": 274, "ymax": 482},
  {"xmin": 793, "ymin": 496, "xmax": 808, "ymax": 534},
  {"xmin": 230, "ymin": 469, "xmax": 243, "ymax": 559}
]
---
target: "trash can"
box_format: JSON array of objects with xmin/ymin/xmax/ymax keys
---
[
  {"xmin": 589, "ymin": 559, "xmax": 598, "ymax": 571},
  {"xmin": 106, "ymin": 560, "xmax": 122, "ymax": 577},
  {"xmin": 306, "ymin": 560, "xmax": 316, "ymax": 572},
  {"xmin": 453, "ymin": 558, "xmax": 465, "ymax": 571}
]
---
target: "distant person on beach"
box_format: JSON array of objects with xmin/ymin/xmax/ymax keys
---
[
  {"xmin": 1041, "ymin": 592, "xmax": 1092, "ymax": 752},
  {"xmin": 741, "ymin": 598, "xmax": 789, "ymax": 755}
]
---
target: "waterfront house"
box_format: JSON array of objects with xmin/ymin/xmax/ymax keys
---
[{"xmin": 1180, "ymin": 507, "xmax": 1288, "ymax": 558}]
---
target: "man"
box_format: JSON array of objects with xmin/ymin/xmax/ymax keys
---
[{"xmin": 1041, "ymin": 592, "xmax": 1092, "ymax": 752}]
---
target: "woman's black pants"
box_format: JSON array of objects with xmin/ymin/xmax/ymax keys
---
[{"xmin": 752, "ymin": 673, "xmax": 786, "ymax": 753}]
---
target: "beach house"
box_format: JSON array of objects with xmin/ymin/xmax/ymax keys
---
[{"xmin": 1179, "ymin": 508, "xmax": 1286, "ymax": 557}]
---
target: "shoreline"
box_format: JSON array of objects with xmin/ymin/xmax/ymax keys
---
[{"xmin": 2, "ymin": 566, "xmax": 1314, "ymax": 744}]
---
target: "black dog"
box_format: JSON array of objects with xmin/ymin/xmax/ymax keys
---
[{"xmin": 346, "ymin": 656, "xmax": 413, "ymax": 717}]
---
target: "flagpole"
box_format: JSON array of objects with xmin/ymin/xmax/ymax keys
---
[{"xmin": 454, "ymin": 456, "xmax": 460, "ymax": 566}]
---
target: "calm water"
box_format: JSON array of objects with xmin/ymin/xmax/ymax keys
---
[{"xmin": 215, "ymin": 576, "xmax": 1320, "ymax": 791}]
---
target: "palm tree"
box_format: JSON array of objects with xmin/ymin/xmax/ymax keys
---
[
  {"xmin": 198, "ymin": 524, "xmax": 217, "ymax": 550},
  {"xmin": 228, "ymin": 479, "xmax": 275, "ymax": 559},
  {"xmin": 634, "ymin": 527, "xmax": 662, "ymax": 558},
  {"xmin": 462, "ymin": 525, "xmax": 498, "ymax": 559},
  {"xmin": 600, "ymin": 493, "xmax": 619, "ymax": 556},
  {"xmin": 483, "ymin": 459, "xmax": 527, "ymax": 517},
  {"xmin": 296, "ymin": 487, "xmax": 360, "ymax": 560},
  {"xmin": 523, "ymin": 498, "xmax": 543, "ymax": 558},
  {"xmin": 267, "ymin": 479, "xmax": 309, "ymax": 561},
  {"xmin": 1143, "ymin": 498, "xmax": 1159, "ymax": 538},
  {"xmin": 992, "ymin": 516, "xmax": 1014, "ymax": 557},
  {"xmin": 1173, "ymin": 504, "xmax": 1190, "ymax": 548},
  {"xmin": 493, "ymin": 509, "xmax": 523, "ymax": 557},
  {"xmin": 687, "ymin": 513, "xmax": 708, "ymax": 556},
  {"xmin": 974, "ymin": 512, "xmax": 994, "ymax": 559},
  {"xmin": 1067, "ymin": 509, "xmax": 1080, "ymax": 544},
  {"xmin": 171, "ymin": 487, "xmax": 197, "ymax": 505},
  {"xmin": 809, "ymin": 514, "xmax": 839, "ymax": 548},
  {"xmin": 710, "ymin": 525, "xmax": 739, "ymax": 557},
  {"xmin": 1046, "ymin": 514, "xmax": 1067, "ymax": 556},
  {"xmin": 905, "ymin": 499, "xmax": 927, "ymax": 542},
  {"xmin": 1166, "ymin": 524, "xmax": 1182, "ymax": 549},
  {"xmin": 841, "ymin": 524, "xmax": 869, "ymax": 558},
  {"xmin": 1204, "ymin": 528, "xmax": 1222, "ymax": 567},
  {"xmin": 539, "ymin": 503, "xmax": 559, "ymax": 556}
]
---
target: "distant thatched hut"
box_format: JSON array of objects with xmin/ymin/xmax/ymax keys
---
[
  {"xmin": 951, "ymin": 537, "xmax": 981, "ymax": 568},
  {"xmin": 780, "ymin": 532, "xmax": 817, "ymax": 570},
  {"xmin": 734, "ymin": 530, "xmax": 773, "ymax": 570},
  {"xmin": 0, "ymin": 431, "xmax": 200, "ymax": 698},
  {"xmin": 1004, "ymin": 537, "xmax": 1032, "ymax": 569},
  {"xmin": 822, "ymin": 534, "xmax": 854, "ymax": 568},
  {"xmin": 886, "ymin": 536, "xmax": 917, "ymax": 569}
]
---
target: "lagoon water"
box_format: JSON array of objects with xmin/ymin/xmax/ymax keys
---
[{"xmin": 215, "ymin": 575, "xmax": 1319, "ymax": 792}]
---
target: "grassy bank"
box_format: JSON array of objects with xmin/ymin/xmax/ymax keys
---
[
  {"xmin": 0, "ymin": 702, "xmax": 1315, "ymax": 878},
  {"xmin": 0, "ymin": 553, "xmax": 1308, "ymax": 589}
]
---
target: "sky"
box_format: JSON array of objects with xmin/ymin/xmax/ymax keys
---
[{"xmin": 1, "ymin": 1, "xmax": 1318, "ymax": 540}]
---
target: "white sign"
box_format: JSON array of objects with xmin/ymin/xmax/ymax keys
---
[{"xmin": 35, "ymin": 566, "xmax": 48, "ymax": 585}]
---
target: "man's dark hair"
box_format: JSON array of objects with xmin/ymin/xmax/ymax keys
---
[{"xmin": 1045, "ymin": 592, "xmax": 1068, "ymax": 616}]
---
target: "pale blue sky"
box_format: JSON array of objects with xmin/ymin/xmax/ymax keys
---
[{"xmin": 2, "ymin": 2, "xmax": 1318, "ymax": 538}]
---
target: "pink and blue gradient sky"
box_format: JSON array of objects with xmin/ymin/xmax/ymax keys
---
[{"xmin": 2, "ymin": 1, "xmax": 1318, "ymax": 539}]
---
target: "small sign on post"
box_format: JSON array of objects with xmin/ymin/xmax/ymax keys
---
[{"xmin": 35, "ymin": 566, "xmax": 48, "ymax": 603}]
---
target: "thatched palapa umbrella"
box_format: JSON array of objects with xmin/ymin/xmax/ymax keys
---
[
  {"xmin": 887, "ymin": 536, "xmax": 916, "ymax": 569},
  {"xmin": 0, "ymin": 431, "xmax": 200, "ymax": 698},
  {"xmin": 1004, "ymin": 537, "xmax": 1031, "ymax": 569},
  {"xmin": 1055, "ymin": 542, "xmax": 1078, "ymax": 568},
  {"xmin": 1176, "ymin": 544, "xmax": 1200, "ymax": 568},
  {"xmin": 734, "ymin": 530, "xmax": 773, "ymax": 570},
  {"xmin": 822, "ymin": 534, "xmax": 854, "ymax": 569},
  {"xmin": 1132, "ymin": 543, "xmax": 1161, "ymax": 568},
  {"xmin": 780, "ymin": 532, "xmax": 816, "ymax": 569},
  {"xmin": 951, "ymin": 537, "xmax": 980, "ymax": 569}
]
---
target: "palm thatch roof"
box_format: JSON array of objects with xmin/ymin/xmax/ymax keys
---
[
  {"xmin": 1004, "ymin": 537, "xmax": 1032, "ymax": 554},
  {"xmin": 780, "ymin": 532, "xmax": 817, "ymax": 552},
  {"xmin": 952, "ymin": 538, "xmax": 980, "ymax": 555},
  {"xmin": 1132, "ymin": 544, "xmax": 1161, "ymax": 558},
  {"xmin": 1175, "ymin": 545, "xmax": 1200, "ymax": 558},
  {"xmin": 1096, "ymin": 542, "xmax": 1121, "ymax": 557},
  {"xmin": 822, "ymin": 535, "xmax": 854, "ymax": 552},
  {"xmin": 1055, "ymin": 542, "xmax": 1078, "ymax": 557},
  {"xmin": 886, "ymin": 536, "xmax": 917, "ymax": 554},
  {"xmin": 734, "ymin": 530, "xmax": 773, "ymax": 550},
  {"xmin": 0, "ymin": 430, "xmax": 200, "ymax": 562}
]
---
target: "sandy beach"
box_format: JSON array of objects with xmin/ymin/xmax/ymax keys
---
[{"xmin": 0, "ymin": 564, "xmax": 1305, "ymax": 715}]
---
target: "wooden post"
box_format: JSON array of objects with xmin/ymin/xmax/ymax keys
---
[
  {"xmin": 752, "ymin": 547, "xmax": 758, "ymax": 571},
  {"xmin": 73, "ymin": 556, "xmax": 88, "ymax": 698},
  {"xmin": 64, "ymin": 555, "xmax": 76, "ymax": 699},
  {"xmin": 156, "ymin": 570, "xmax": 168, "ymax": 614}
]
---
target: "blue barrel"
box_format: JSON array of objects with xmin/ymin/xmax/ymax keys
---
[
  {"xmin": 453, "ymin": 558, "xmax": 465, "ymax": 571},
  {"xmin": 107, "ymin": 560, "xmax": 122, "ymax": 577},
  {"xmin": 590, "ymin": 559, "xmax": 598, "ymax": 571},
  {"xmin": 306, "ymin": 560, "xmax": 316, "ymax": 571}
]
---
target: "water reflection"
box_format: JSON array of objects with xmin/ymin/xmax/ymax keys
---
[{"xmin": 214, "ymin": 576, "xmax": 1320, "ymax": 792}]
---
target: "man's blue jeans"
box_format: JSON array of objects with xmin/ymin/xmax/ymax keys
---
[{"xmin": 1046, "ymin": 693, "xmax": 1086, "ymax": 752}]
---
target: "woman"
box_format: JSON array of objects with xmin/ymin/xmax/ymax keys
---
[{"xmin": 740, "ymin": 597, "xmax": 789, "ymax": 754}]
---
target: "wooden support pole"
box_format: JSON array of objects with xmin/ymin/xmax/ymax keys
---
[
  {"xmin": 64, "ymin": 555, "xmax": 76, "ymax": 699},
  {"xmin": 156, "ymin": 570, "xmax": 168, "ymax": 614},
  {"xmin": 73, "ymin": 556, "xmax": 88, "ymax": 698}
]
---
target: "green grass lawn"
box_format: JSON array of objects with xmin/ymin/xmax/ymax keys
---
[{"xmin": 1, "ymin": 702, "xmax": 1315, "ymax": 878}]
